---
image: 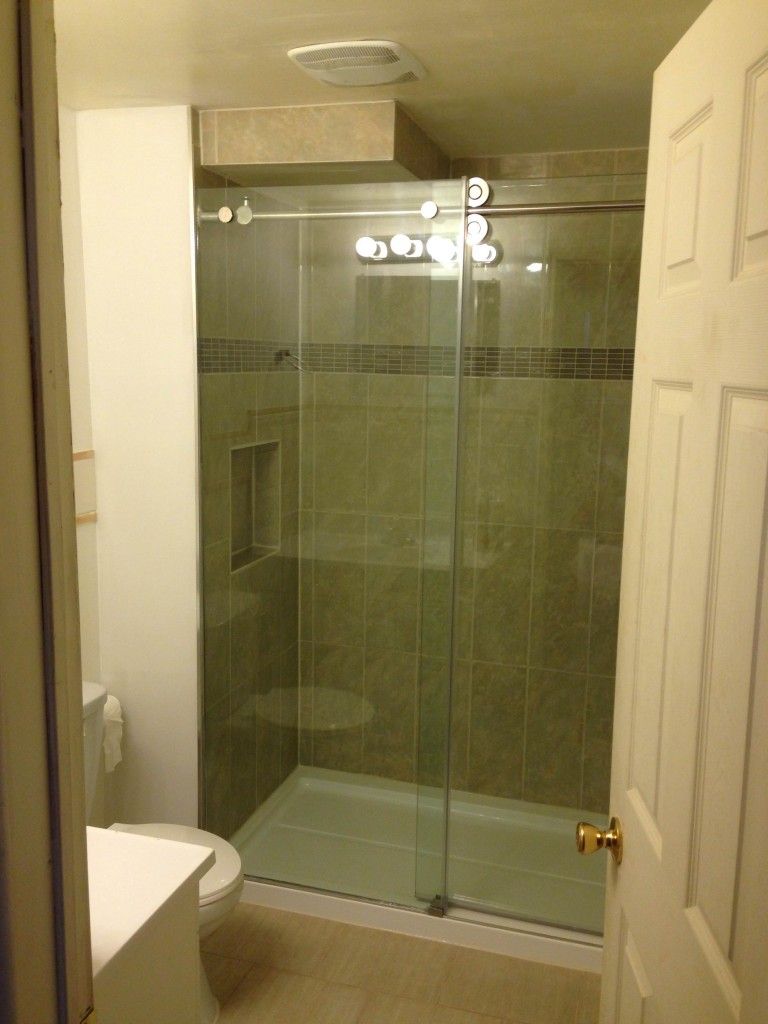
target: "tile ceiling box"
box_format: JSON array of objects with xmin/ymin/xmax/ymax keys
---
[{"xmin": 198, "ymin": 101, "xmax": 448, "ymax": 185}]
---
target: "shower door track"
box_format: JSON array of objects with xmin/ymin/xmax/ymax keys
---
[
  {"xmin": 197, "ymin": 198, "xmax": 644, "ymax": 223},
  {"xmin": 446, "ymin": 894, "xmax": 602, "ymax": 938},
  {"xmin": 239, "ymin": 876, "xmax": 603, "ymax": 972}
]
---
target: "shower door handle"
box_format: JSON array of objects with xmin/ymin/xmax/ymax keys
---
[{"xmin": 576, "ymin": 817, "xmax": 623, "ymax": 865}]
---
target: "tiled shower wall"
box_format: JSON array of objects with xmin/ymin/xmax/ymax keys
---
[
  {"xmin": 297, "ymin": 162, "xmax": 643, "ymax": 814},
  {"xmin": 450, "ymin": 146, "xmax": 648, "ymax": 180},
  {"xmin": 451, "ymin": 376, "xmax": 630, "ymax": 813},
  {"xmin": 297, "ymin": 377, "xmax": 632, "ymax": 814},
  {"xmin": 198, "ymin": 206, "xmax": 302, "ymax": 838},
  {"xmin": 449, "ymin": 151, "xmax": 643, "ymax": 813},
  {"xmin": 298, "ymin": 371, "xmax": 442, "ymax": 781},
  {"xmin": 200, "ymin": 371, "xmax": 301, "ymax": 838},
  {"xmin": 198, "ymin": 146, "xmax": 645, "ymax": 839}
]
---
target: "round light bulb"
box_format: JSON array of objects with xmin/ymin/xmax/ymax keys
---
[
  {"xmin": 426, "ymin": 235, "xmax": 457, "ymax": 264},
  {"xmin": 390, "ymin": 233, "xmax": 413, "ymax": 257},
  {"xmin": 355, "ymin": 236, "xmax": 378, "ymax": 259},
  {"xmin": 420, "ymin": 200, "xmax": 439, "ymax": 220},
  {"xmin": 472, "ymin": 243, "xmax": 497, "ymax": 264},
  {"xmin": 526, "ymin": 261, "xmax": 544, "ymax": 273}
]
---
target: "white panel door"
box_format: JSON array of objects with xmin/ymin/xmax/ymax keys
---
[{"xmin": 602, "ymin": 0, "xmax": 768, "ymax": 1021}]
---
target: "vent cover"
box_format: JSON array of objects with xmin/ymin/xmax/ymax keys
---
[{"xmin": 287, "ymin": 40, "xmax": 426, "ymax": 86}]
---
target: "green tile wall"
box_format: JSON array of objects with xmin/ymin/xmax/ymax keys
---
[
  {"xmin": 297, "ymin": 229, "xmax": 637, "ymax": 814},
  {"xmin": 299, "ymin": 371, "xmax": 428, "ymax": 783},
  {"xmin": 297, "ymin": 372, "xmax": 632, "ymax": 814},
  {"xmin": 199, "ymin": 370, "xmax": 301, "ymax": 838},
  {"xmin": 199, "ymin": 151, "xmax": 643, "ymax": 832},
  {"xmin": 453, "ymin": 377, "xmax": 631, "ymax": 814},
  {"xmin": 450, "ymin": 146, "xmax": 648, "ymax": 181},
  {"xmin": 448, "ymin": 153, "xmax": 640, "ymax": 814}
]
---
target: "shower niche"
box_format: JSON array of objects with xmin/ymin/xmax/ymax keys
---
[{"xmin": 229, "ymin": 439, "xmax": 280, "ymax": 572}]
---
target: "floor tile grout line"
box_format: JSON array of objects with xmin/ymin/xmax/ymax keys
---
[
  {"xmin": 218, "ymin": 959, "xmax": 273, "ymax": 1011},
  {"xmin": 210, "ymin": 905, "xmax": 599, "ymax": 1023}
]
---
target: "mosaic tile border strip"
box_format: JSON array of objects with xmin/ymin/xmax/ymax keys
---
[
  {"xmin": 301, "ymin": 342, "xmax": 457, "ymax": 376},
  {"xmin": 465, "ymin": 346, "xmax": 634, "ymax": 380},
  {"xmin": 198, "ymin": 337, "xmax": 283, "ymax": 373},
  {"xmin": 198, "ymin": 337, "xmax": 634, "ymax": 380}
]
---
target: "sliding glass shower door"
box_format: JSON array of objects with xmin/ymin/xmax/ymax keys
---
[
  {"xmin": 444, "ymin": 177, "xmax": 644, "ymax": 933},
  {"xmin": 196, "ymin": 179, "xmax": 466, "ymax": 910},
  {"xmin": 196, "ymin": 170, "xmax": 644, "ymax": 933}
]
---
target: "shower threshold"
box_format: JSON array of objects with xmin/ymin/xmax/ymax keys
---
[{"xmin": 230, "ymin": 767, "xmax": 604, "ymax": 935}]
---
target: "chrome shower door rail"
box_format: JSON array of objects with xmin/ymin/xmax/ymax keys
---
[{"xmin": 197, "ymin": 198, "xmax": 645, "ymax": 223}]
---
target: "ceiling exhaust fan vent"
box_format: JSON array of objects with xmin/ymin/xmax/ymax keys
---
[{"xmin": 287, "ymin": 40, "xmax": 426, "ymax": 87}]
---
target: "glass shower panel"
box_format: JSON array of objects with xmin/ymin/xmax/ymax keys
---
[
  {"xmin": 197, "ymin": 185, "xmax": 303, "ymax": 847},
  {"xmin": 446, "ymin": 184, "xmax": 644, "ymax": 933},
  {"xmin": 196, "ymin": 179, "xmax": 465, "ymax": 910},
  {"xmin": 413, "ymin": 201, "xmax": 467, "ymax": 909}
]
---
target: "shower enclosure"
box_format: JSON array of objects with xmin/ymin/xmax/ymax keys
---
[{"xmin": 196, "ymin": 171, "xmax": 644, "ymax": 937}]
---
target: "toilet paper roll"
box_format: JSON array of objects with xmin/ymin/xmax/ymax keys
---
[{"xmin": 103, "ymin": 695, "xmax": 123, "ymax": 773}]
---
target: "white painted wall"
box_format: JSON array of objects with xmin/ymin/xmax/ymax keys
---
[
  {"xmin": 59, "ymin": 106, "xmax": 101, "ymax": 685},
  {"xmin": 74, "ymin": 106, "xmax": 199, "ymax": 826}
]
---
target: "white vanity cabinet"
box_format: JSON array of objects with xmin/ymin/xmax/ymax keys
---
[{"xmin": 86, "ymin": 826, "xmax": 213, "ymax": 1023}]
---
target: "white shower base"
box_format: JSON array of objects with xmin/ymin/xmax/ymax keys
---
[{"xmin": 231, "ymin": 766, "xmax": 605, "ymax": 936}]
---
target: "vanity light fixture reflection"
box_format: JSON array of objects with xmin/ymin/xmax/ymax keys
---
[
  {"xmin": 526, "ymin": 261, "xmax": 545, "ymax": 273},
  {"xmin": 355, "ymin": 236, "xmax": 388, "ymax": 260},
  {"xmin": 390, "ymin": 233, "xmax": 424, "ymax": 258},
  {"xmin": 472, "ymin": 243, "xmax": 498, "ymax": 264},
  {"xmin": 426, "ymin": 235, "xmax": 458, "ymax": 264}
]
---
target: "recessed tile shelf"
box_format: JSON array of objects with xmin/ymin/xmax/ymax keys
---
[{"xmin": 230, "ymin": 439, "xmax": 281, "ymax": 572}]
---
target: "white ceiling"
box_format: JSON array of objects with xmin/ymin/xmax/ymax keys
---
[{"xmin": 54, "ymin": 0, "xmax": 710, "ymax": 157}]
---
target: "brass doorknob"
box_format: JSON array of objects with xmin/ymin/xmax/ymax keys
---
[{"xmin": 576, "ymin": 817, "xmax": 623, "ymax": 865}]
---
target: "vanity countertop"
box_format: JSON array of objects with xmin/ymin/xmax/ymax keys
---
[{"xmin": 86, "ymin": 825, "xmax": 214, "ymax": 977}]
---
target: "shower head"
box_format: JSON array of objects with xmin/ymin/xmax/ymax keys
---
[{"xmin": 275, "ymin": 349, "xmax": 306, "ymax": 372}]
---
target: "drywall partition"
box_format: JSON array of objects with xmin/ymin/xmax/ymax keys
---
[
  {"xmin": 76, "ymin": 106, "xmax": 199, "ymax": 825},
  {"xmin": 59, "ymin": 105, "xmax": 101, "ymax": 684}
]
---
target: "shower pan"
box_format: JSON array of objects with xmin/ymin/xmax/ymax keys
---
[{"xmin": 196, "ymin": 172, "xmax": 644, "ymax": 940}]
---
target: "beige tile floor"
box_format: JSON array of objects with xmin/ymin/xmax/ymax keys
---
[{"xmin": 202, "ymin": 904, "xmax": 600, "ymax": 1024}]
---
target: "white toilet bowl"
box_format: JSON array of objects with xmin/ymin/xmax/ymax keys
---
[{"xmin": 110, "ymin": 822, "xmax": 244, "ymax": 1024}]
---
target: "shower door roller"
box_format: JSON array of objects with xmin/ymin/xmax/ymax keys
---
[
  {"xmin": 575, "ymin": 817, "xmax": 623, "ymax": 865},
  {"xmin": 466, "ymin": 176, "xmax": 491, "ymax": 208},
  {"xmin": 465, "ymin": 213, "xmax": 489, "ymax": 244}
]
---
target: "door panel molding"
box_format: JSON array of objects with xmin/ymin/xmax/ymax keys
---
[
  {"xmin": 733, "ymin": 53, "xmax": 768, "ymax": 278},
  {"xmin": 616, "ymin": 921, "xmax": 656, "ymax": 1024},
  {"xmin": 627, "ymin": 380, "xmax": 692, "ymax": 839},
  {"xmin": 687, "ymin": 388, "xmax": 768, "ymax": 960},
  {"xmin": 661, "ymin": 104, "xmax": 712, "ymax": 295}
]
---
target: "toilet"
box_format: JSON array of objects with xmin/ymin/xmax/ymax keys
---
[{"xmin": 82, "ymin": 682, "xmax": 244, "ymax": 1024}]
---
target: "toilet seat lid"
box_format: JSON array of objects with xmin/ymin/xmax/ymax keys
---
[{"xmin": 110, "ymin": 822, "xmax": 243, "ymax": 905}]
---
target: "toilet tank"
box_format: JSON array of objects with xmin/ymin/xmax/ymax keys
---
[{"xmin": 82, "ymin": 681, "xmax": 107, "ymax": 818}]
